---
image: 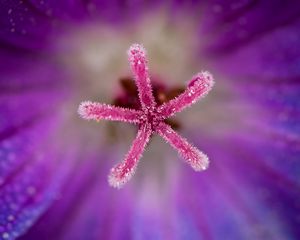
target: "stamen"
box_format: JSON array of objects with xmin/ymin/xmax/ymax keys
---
[
  {"xmin": 78, "ymin": 101, "xmax": 142, "ymax": 124},
  {"xmin": 108, "ymin": 124, "xmax": 151, "ymax": 188},
  {"xmin": 155, "ymin": 122, "xmax": 209, "ymax": 171},
  {"xmin": 128, "ymin": 44, "xmax": 156, "ymax": 109},
  {"xmin": 157, "ymin": 71, "xmax": 214, "ymax": 119},
  {"xmin": 79, "ymin": 44, "xmax": 214, "ymax": 188}
]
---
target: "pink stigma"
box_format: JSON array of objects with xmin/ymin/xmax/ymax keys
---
[{"xmin": 78, "ymin": 44, "xmax": 214, "ymax": 188}]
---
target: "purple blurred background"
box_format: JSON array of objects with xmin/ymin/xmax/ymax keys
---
[{"xmin": 0, "ymin": 1, "xmax": 300, "ymax": 239}]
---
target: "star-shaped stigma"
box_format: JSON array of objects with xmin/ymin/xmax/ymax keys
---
[{"xmin": 78, "ymin": 44, "xmax": 214, "ymax": 188}]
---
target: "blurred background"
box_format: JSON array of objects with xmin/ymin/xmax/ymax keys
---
[{"xmin": 0, "ymin": 0, "xmax": 300, "ymax": 239}]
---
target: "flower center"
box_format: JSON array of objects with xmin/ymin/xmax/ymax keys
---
[
  {"xmin": 142, "ymin": 107, "xmax": 161, "ymax": 130},
  {"xmin": 113, "ymin": 77, "xmax": 184, "ymax": 130}
]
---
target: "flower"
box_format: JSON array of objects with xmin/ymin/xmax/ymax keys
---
[
  {"xmin": 79, "ymin": 44, "xmax": 213, "ymax": 188},
  {"xmin": 0, "ymin": 1, "xmax": 300, "ymax": 240}
]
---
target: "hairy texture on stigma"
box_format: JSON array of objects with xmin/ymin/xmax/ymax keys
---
[
  {"xmin": 155, "ymin": 122, "xmax": 209, "ymax": 171},
  {"xmin": 158, "ymin": 71, "xmax": 214, "ymax": 119},
  {"xmin": 78, "ymin": 44, "xmax": 214, "ymax": 188},
  {"xmin": 78, "ymin": 101, "xmax": 142, "ymax": 124},
  {"xmin": 128, "ymin": 44, "xmax": 156, "ymax": 109},
  {"xmin": 108, "ymin": 124, "xmax": 152, "ymax": 188}
]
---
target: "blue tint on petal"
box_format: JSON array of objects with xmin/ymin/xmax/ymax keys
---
[
  {"xmin": 0, "ymin": 141, "xmax": 75, "ymax": 239},
  {"xmin": 132, "ymin": 214, "xmax": 162, "ymax": 240},
  {"xmin": 176, "ymin": 211, "xmax": 202, "ymax": 240}
]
